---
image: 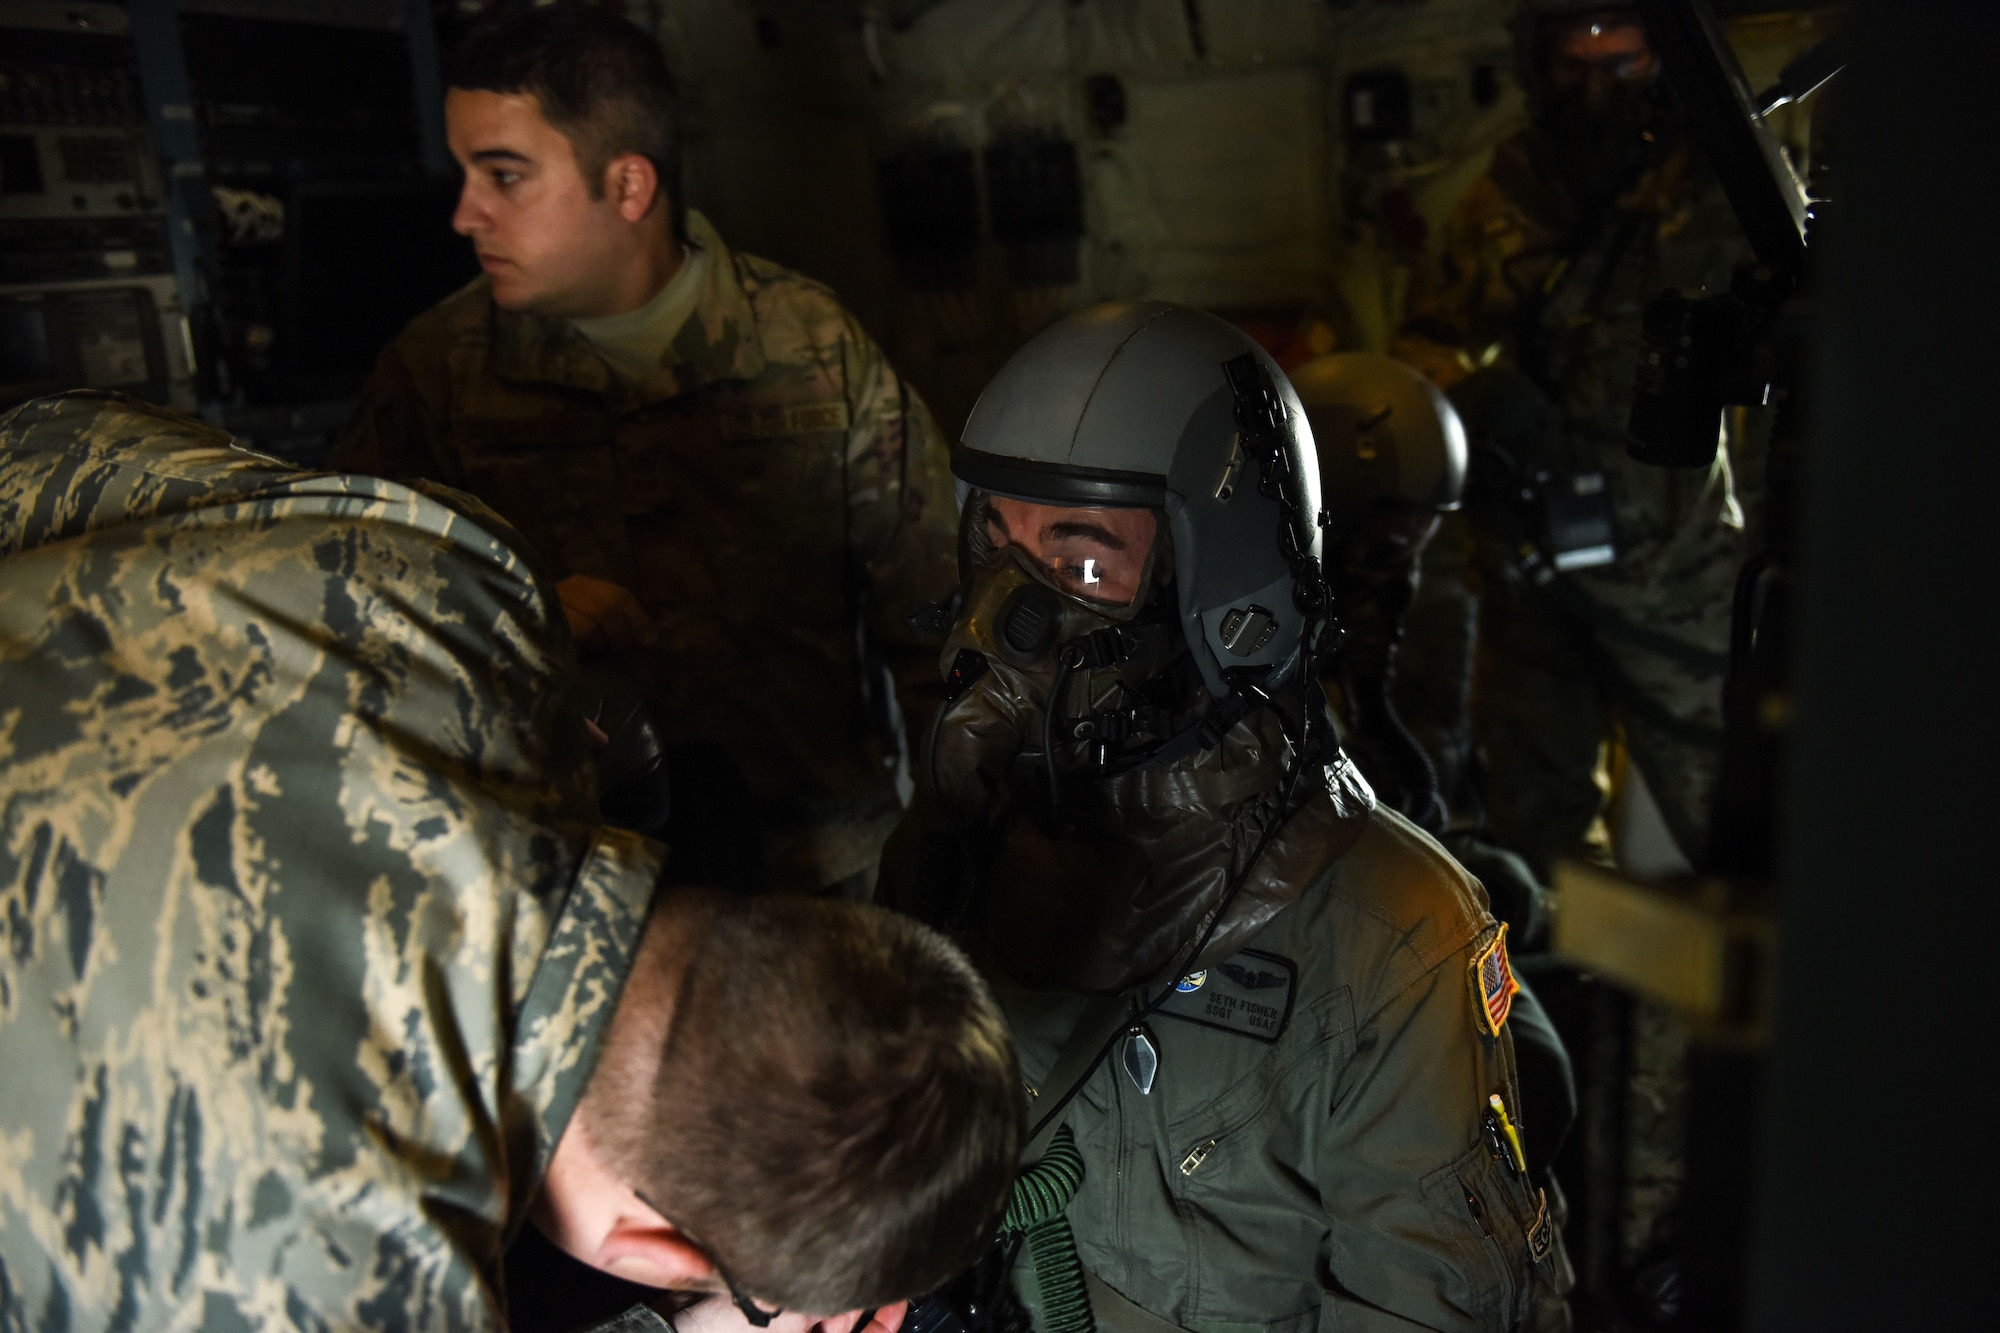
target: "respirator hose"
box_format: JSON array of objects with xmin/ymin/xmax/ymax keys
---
[
  {"xmin": 1347, "ymin": 670, "xmax": 1447, "ymax": 833},
  {"xmin": 1004, "ymin": 1125, "xmax": 1094, "ymax": 1333}
]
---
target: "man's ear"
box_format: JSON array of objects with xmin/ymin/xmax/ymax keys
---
[
  {"xmin": 590, "ymin": 1216, "xmax": 717, "ymax": 1289},
  {"xmin": 607, "ymin": 153, "xmax": 663, "ymax": 223}
]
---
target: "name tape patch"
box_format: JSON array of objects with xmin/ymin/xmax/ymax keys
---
[
  {"xmin": 1469, "ymin": 924, "xmax": 1520, "ymax": 1038},
  {"xmin": 718, "ymin": 400, "xmax": 852, "ymax": 441},
  {"xmin": 1157, "ymin": 949, "xmax": 1296, "ymax": 1043}
]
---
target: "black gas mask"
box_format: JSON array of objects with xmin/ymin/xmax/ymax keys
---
[
  {"xmin": 919, "ymin": 493, "xmax": 1371, "ymax": 995},
  {"xmin": 1534, "ymin": 15, "xmax": 1673, "ymax": 203}
]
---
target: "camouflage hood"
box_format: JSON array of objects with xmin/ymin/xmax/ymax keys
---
[{"xmin": 0, "ymin": 392, "xmax": 664, "ymax": 1329}]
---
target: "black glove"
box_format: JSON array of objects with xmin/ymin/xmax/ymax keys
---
[{"xmin": 580, "ymin": 666, "xmax": 672, "ymax": 841}]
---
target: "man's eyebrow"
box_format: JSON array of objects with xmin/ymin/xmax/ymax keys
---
[
  {"xmin": 1045, "ymin": 520, "xmax": 1126, "ymax": 550},
  {"xmin": 469, "ymin": 148, "xmax": 534, "ymax": 166}
]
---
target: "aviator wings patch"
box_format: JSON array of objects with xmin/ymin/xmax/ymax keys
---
[{"xmin": 1157, "ymin": 949, "xmax": 1297, "ymax": 1043}]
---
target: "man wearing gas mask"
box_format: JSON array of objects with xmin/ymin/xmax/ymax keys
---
[
  {"xmin": 1293, "ymin": 352, "xmax": 1549, "ymax": 947},
  {"xmin": 1295, "ymin": 351, "xmax": 1577, "ymax": 1239},
  {"xmin": 881, "ymin": 306, "xmax": 1570, "ymax": 1333},
  {"xmin": 1395, "ymin": 0, "xmax": 1755, "ymax": 882}
]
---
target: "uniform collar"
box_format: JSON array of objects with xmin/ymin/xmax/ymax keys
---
[{"xmin": 488, "ymin": 210, "xmax": 767, "ymax": 404}]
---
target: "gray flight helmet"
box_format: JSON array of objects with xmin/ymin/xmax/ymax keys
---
[
  {"xmin": 1291, "ymin": 352, "xmax": 1467, "ymax": 539},
  {"xmin": 954, "ymin": 302, "xmax": 1323, "ymax": 701}
]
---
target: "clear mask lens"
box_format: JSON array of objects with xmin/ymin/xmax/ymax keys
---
[{"xmin": 980, "ymin": 494, "xmax": 1159, "ymax": 607}]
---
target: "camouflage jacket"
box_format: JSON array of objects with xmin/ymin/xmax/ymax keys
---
[
  {"xmin": 0, "ymin": 392, "xmax": 665, "ymax": 1330},
  {"xmin": 332, "ymin": 212, "xmax": 960, "ymax": 887},
  {"xmin": 1396, "ymin": 129, "xmax": 1756, "ymax": 611}
]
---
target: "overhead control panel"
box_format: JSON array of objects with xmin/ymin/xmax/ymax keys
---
[{"xmin": 0, "ymin": 0, "xmax": 194, "ymax": 409}]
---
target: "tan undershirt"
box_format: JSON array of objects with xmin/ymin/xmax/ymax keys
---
[{"xmin": 569, "ymin": 242, "xmax": 709, "ymax": 382}]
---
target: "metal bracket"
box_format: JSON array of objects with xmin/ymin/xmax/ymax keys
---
[{"xmin": 1551, "ymin": 859, "xmax": 1776, "ymax": 1046}]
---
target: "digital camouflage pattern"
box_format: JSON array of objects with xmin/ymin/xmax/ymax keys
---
[
  {"xmin": 333, "ymin": 211, "xmax": 960, "ymax": 890},
  {"xmin": 1396, "ymin": 131, "xmax": 1755, "ymax": 877},
  {"xmin": 0, "ymin": 392, "xmax": 665, "ymax": 1330}
]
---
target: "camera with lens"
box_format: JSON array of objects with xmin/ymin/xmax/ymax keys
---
[
  {"xmin": 1628, "ymin": 261, "xmax": 1784, "ymax": 468},
  {"xmin": 1451, "ymin": 367, "xmax": 1619, "ymax": 583}
]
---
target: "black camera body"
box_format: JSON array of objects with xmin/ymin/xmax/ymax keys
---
[{"xmin": 1628, "ymin": 262, "xmax": 1784, "ymax": 468}]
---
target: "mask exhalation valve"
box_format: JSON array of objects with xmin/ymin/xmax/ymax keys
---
[{"xmin": 1001, "ymin": 584, "xmax": 1063, "ymax": 658}]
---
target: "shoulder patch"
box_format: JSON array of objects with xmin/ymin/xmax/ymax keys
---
[
  {"xmin": 1469, "ymin": 924, "xmax": 1520, "ymax": 1038},
  {"xmin": 1157, "ymin": 949, "xmax": 1296, "ymax": 1043}
]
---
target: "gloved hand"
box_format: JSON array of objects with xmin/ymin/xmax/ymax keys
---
[{"xmin": 579, "ymin": 665, "xmax": 672, "ymax": 840}]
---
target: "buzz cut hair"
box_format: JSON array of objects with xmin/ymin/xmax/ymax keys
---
[
  {"xmin": 446, "ymin": 7, "xmax": 684, "ymax": 240},
  {"xmin": 585, "ymin": 891, "xmax": 1024, "ymax": 1312}
]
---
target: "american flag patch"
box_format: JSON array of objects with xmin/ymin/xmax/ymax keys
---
[{"xmin": 1469, "ymin": 925, "xmax": 1520, "ymax": 1038}]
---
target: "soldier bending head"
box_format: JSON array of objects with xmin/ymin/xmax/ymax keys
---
[
  {"xmin": 546, "ymin": 889, "xmax": 1023, "ymax": 1315},
  {"xmin": 0, "ymin": 392, "xmax": 1017, "ymax": 1331}
]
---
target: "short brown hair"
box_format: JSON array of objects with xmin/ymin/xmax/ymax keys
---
[
  {"xmin": 447, "ymin": 8, "xmax": 684, "ymax": 239},
  {"xmin": 586, "ymin": 891, "xmax": 1022, "ymax": 1311}
]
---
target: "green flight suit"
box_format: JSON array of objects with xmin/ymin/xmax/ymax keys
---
[
  {"xmin": 0, "ymin": 392, "xmax": 665, "ymax": 1330},
  {"xmin": 332, "ymin": 211, "xmax": 959, "ymax": 891},
  {"xmin": 995, "ymin": 802, "xmax": 1567, "ymax": 1333}
]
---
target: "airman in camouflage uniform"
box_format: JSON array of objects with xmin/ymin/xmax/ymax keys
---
[
  {"xmin": 1395, "ymin": 104, "xmax": 1751, "ymax": 881},
  {"xmin": 333, "ymin": 208, "xmax": 959, "ymax": 896},
  {"xmin": 331, "ymin": 8, "xmax": 958, "ymax": 897},
  {"xmin": 1395, "ymin": 4, "xmax": 1759, "ymax": 1281},
  {"xmin": 0, "ymin": 392, "xmax": 1023, "ymax": 1332},
  {"xmin": 0, "ymin": 390, "xmax": 664, "ymax": 1329}
]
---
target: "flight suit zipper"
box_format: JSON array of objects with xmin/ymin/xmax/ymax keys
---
[{"xmin": 1179, "ymin": 1138, "xmax": 1217, "ymax": 1176}]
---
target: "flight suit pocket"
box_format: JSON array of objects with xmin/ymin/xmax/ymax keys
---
[
  {"xmin": 1163, "ymin": 985, "xmax": 1354, "ymax": 1140},
  {"xmin": 1420, "ymin": 1142, "xmax": 1530, "ymax": 1328},
  {"xmin": 1185, "ymin": 1309, "xmax": 1318, "ymax": 1333},
  {"xmin": 1162, "ymin": 988, "xmax": 1356, "ymax": 1330}
]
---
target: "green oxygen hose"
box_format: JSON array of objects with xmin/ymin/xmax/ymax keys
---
[{"xmin": 1002, "ymin": 1124, "xmax": 1095, "ymax": 1333}]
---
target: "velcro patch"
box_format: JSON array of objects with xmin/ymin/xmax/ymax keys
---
[
  {"xmin": 718, "ymin": 400, "xmax": 852, "ymax": 441},
  {"xmin": 1156, "ymin": 949, "xmax": 1296, "ymax": 1043},
  {"xmin": 1469, "ymin": 924, "xmax": 1520, "ymax": 1038},
  {"xmin": 1525, "ymin": 1187, "xmax": 1555, "ymax": 1264}
]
